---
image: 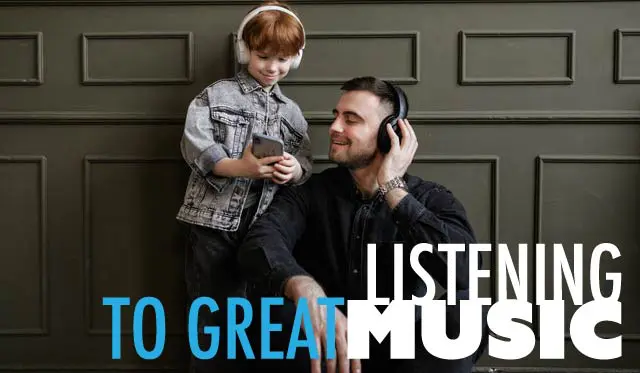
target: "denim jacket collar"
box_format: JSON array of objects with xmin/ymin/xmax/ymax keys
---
[{"xmin": 236, "ymin": 69, "xmax": 287, "ymax": 103}]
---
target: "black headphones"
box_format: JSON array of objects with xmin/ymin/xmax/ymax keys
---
[{"xmin": 376, "ymin": 81, "xmax": 409, "ymax": 154}]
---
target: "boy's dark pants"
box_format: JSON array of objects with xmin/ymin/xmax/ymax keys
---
[{"xmin": 183, "ymin": 203, "xmax": 258, "ymax": 373}]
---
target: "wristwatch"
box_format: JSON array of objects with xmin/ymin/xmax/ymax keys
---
[{"xmin": 379, "ymin": 176, "xmax": 408, "ymax": 197}]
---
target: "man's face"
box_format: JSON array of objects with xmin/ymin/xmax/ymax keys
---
[
  {"xmin": 328, "ymin": 90, "xmax": 385, "ymax": 169},
  {"xmin": 247, "ymin": 49, "xmax": 294, "ymax": 89}
]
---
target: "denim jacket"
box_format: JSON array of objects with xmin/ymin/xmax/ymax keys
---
[{"xmin": 176, "ymin": 69, "xmax": 313, "ymax": 231}]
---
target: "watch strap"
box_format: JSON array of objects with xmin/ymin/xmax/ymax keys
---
[{"xmin": 379, "ymin": 176, "xmax": 407, "ymax": 196}]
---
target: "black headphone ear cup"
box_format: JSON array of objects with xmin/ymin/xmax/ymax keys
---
[{"xmin": 377, "ymin": 115, "xmax": 396, "ymax": 154}]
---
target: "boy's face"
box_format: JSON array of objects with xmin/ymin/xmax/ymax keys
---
[{"xmin": 247, "ymin": 49, "xmax": 295, "ymax": 89}]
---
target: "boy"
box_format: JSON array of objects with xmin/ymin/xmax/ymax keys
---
[{"xmin": 175, "ymin": 1, "xmax": 312, "ymax": 372}]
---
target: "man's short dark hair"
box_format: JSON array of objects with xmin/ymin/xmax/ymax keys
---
[{"xmin": 340, "ymin": 77, "xmax": 395, "ymax": 119}]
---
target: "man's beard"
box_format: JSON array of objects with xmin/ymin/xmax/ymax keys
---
[{"xmin": 329, "ymin": 146, "xmax": 377, "ymax": 170}]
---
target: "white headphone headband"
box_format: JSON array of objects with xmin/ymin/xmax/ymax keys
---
[{"xmin": 236, "ymin": 5, "xmax": 306, "ymax": 49}]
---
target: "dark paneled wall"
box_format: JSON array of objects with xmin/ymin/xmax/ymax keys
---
[{"xmin": 1, "ymin": 1, "xmax": 639, "ymax": 372}]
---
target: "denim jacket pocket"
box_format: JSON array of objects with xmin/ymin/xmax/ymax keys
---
[
  {"xmin": 205, "ymin": 172, "xmax": 231, "ymax": 193},
  {"xmin": 279, "ymin": 115, "xmax": 304, "ymax": 154},
  {"xmin": 210, "ymin": 106, "xmax": 252, "ymax": 158}
]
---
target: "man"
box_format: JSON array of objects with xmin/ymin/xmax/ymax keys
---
[{"xmin": 237, "ymin": 77, "xmax": 488, "ymax": 373}]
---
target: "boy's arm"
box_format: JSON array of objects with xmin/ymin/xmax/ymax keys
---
[
  {"xmin": 182, "ymin": 89, "xmax": 276, "ymax": 190},
  {"xmin": 180, "ymin": 89, "xmax": 233, "ymax": 192}
]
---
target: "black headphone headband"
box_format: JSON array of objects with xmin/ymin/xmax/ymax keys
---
[{"xmin": 386, "ymin": 80, "xmax": 408, "ymax": 120}]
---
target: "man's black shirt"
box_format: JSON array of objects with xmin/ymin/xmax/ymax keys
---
[{"xmin": 238, "ymin": 165, "xmax": 480, "ymax": 305}]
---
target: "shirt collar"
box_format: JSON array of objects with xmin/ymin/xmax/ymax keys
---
[{"xmin": 236, "ymin": 69, "xmax": 287, "ymax": 103}]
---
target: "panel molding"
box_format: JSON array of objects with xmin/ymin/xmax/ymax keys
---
[
  {"xmin": 82, "ymin": 155, "xmax": 184, "ymax": 336},
  {"xmin": 0, "ymin": 32, "xmax": 44, "ymax": 86},
  {"xmin": 314, "ymin": 154, "xmax": 500, "ymax": 300},
  {"xmin": 0, "ymin": 155, "xmax": 48, "ymax": 336},
  {"xmin": 2, "ymin": 110, "xmax": 640, "ymax": 125},
  {"xmin": 81, "ymin": 32, "xmax": 195, "ymax": 85},
  {"xmin": 534, "ymin": 155, "xmax": 640, "ymax": 341},
  {"xmin": 458, "ymin": 30, "xmax": 575, "ymax": 86},
  {"xmin": 614, "ymin": 28, "xmax": 640, "ymax": 84},
  {"xmin": 231, "ymin": 31, "xmax": 420, "ymax": 85}
]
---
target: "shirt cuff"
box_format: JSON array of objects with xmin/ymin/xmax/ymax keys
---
[
  {"xmin": 391, "ymin": 193, "xmax": 427, "ymax": 227},
  {"xmin": 195, "ymin": 143, "xmax": 229, "ymax": 175},
  {"xmin": 269, "ymin": 264, "xmax": 312, "ymax": 298},
  {"xmin": 196, "ymin": 144, "xmax": 231, "ymax": 192}
]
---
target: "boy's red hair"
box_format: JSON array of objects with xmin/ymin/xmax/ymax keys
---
[{"xmin": 242, "ymin": 1, "xmax": 304, "ymax": 57}]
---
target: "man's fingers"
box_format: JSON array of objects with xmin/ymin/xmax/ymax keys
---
[
  {"xmin": 336, "ymin": 333, "xmax": 349, "ymax": 373},
  {"xmin": 405, "ymin": 118, "xmax": 416, "ymax": 139},
  {"xmin": 325, "ymin": 334, "xmax": 337, "ymax": 373},
  {"xmin": 387, "ymin": 123, "xmax": 400, "ymax": 149},
  {"xmin": 404, "ymin": 119, "xmax": 418, "ymax": 151},
  {"xmin": 397, "ymin": 119, "xmax": 412, "ymax": 147},
  {"xmin": 351, "ymin": 359, "xmax": 362, "ymax": 373},
  {"xmin": 312, "ymin": 335, "xmax": 323, "ymax": 373},
  {"xmin": 312, "ymin": 358, "xmax": 322, "ymax": 373},
  {"xmin": 405, "ymin": 119, "xmax": 419, "ymax": 154}
]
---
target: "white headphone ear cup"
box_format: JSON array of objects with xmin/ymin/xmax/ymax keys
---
[
  {"xmin": 291, "ymin": 49, "xmax": 303, "ymax": 69},
  {"xmin": 236, "ymin": 40, "xmax": 250, "ymax": 65}
]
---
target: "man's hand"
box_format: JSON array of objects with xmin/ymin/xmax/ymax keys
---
[
  {"xmin": 284, "ymin": 276, "xmax": 361, "ymax": 373},
  {"xmin": 272, "ymin": 152, "xmax": 303, "ymax": 184},
  {"xmin": 376, "ymin": 118, "xmax": 418, "ymax": 186}
]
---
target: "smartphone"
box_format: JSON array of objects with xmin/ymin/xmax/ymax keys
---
[{"xmin": 252, "ymin": 133, "xmax": 284, "ymax": 159}]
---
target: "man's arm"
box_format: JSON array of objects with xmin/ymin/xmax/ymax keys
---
[
  {"xmin": 377, "ymin": 118, "xmax": 478, "ymax": 291},
  {"xmin": 290, "ymin": 107, "xmax": 313, "ymax": 185},
  {"xmin": 237, "ymin": 184, "xmax": 311, "ymax": 296},
  {"xmin": 292, "ymin": 130, "xmax": 313, "ymax": 185},
  {"xmin": 238, "ymin": 177, "xmax": 361, "ymax": 373},
  {"xmin": 388, "ymin": 187, "xmax": 477, "ymax": 291}
]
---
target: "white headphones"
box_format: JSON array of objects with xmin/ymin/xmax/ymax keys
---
[{"xmin": 234, "ymin": 5, "xmax": 306, "ymax": 69}]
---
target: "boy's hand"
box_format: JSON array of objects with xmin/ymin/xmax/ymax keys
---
[
  {"xmin": 272, "ymin": 152, "xmax": 302, "ymax": 184},
  {"xmin": 238, "ymin": 143, "xmax": 283, "ymax": 179}
]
